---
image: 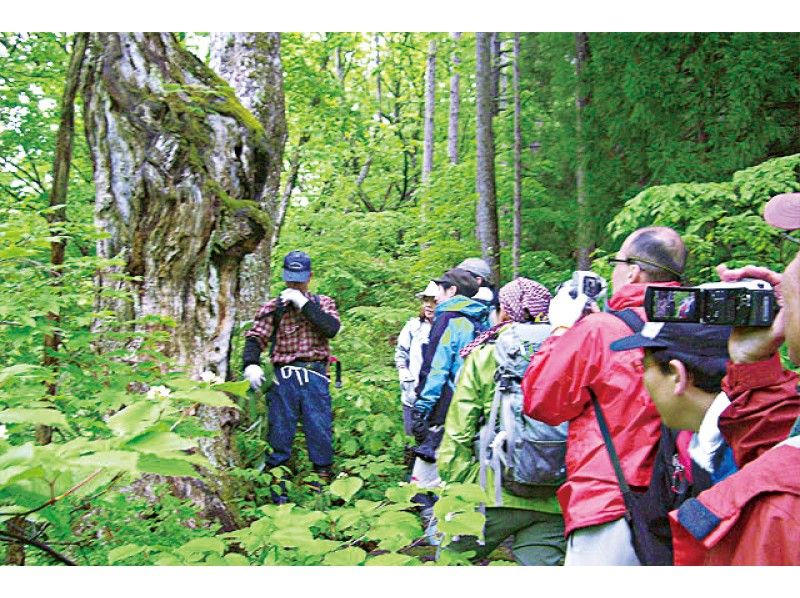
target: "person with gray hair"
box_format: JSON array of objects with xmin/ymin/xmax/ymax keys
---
[{"xmin": 458, "ymin": 257, "xmax": 499, "ymax": 320}]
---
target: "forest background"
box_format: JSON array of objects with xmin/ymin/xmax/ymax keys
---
[{"xmin": 0, "ymin": 21, "xmax": 799, "ymax": 571}]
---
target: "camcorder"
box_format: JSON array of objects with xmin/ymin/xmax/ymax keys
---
[
  {"xmin": 568, "ymin": 270, "xmax": 606, "ymax": 301},
  {"xmin": 644, "ymin": 279, "xmax": 779, "ymax": 327}
]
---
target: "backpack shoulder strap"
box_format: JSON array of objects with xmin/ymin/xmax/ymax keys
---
[
  {"xmin": 608, "ymin": 308, "xmax": 645, "ymax": 333},
  {"xmin": 588, "ymin": 386, "xmax": 635, "ymax": 515}
]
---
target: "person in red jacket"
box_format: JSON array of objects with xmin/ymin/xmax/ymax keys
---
[
  {"xmin": 667, "ymin": 192, "xmax": 800, "ymax": 565},
  {"xmin": 522, "ymin": 226, "xmax": 687, "ymax": 565}
]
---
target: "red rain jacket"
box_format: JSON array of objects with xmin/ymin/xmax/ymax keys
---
[
  {"xmin": 670, "ymin": 355, "xmax": 800, "ymax": 565},
  {"xmin": 522, "ymin": 282, "xmax": 677, "ymax": 536}
]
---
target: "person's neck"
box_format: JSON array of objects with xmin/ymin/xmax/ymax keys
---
[
  {"xmin": 286, "ymin": 283, "xmax": 309, "ymax": 294},
  {"xmin": 683, "ymin": 388, "xmax": 718, "ymax": 432}
]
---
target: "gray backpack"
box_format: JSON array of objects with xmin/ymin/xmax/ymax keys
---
[{"xmin": 477, "ymin": 322, "xmax": 568, "ymax": 505}]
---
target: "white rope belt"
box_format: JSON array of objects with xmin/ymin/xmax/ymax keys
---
[{"xmin": 276, "ymin": 364, "xmax": 329, "ymax": 387}]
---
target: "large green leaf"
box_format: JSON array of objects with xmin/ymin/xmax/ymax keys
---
[
  {"xmin": 106, "ymin": 402, "xmax": 161, "ymax": 437},
  {"xmin": 365, "ymin": 552, "xmax": 415, "ymax": 566},
  {"xmin": 72, "ymin": 450, "xmax": 139, "ymax": 471},
  {"xmin": 0, "ymin": 364, "xmax": 46, "ymax": 387},
  {"xmin": 329, "ymin": 476, "xmax": 363, "ymax": 503},
  {"xmin": 0, "ymin": 408, "xmax": 67, "ymax": 427},
  {"xmin": 125, "ymin": 431, "xmax": 197, "ymax": 455},
  {"xmin": 173, "ymin": 389, "xmax": 237, "ymax": 408},
  {"xmin": 108, "ymin": 544, "xmax": 146, "ymax": 564},
  {"xmin": 211, "ymin": 380, "xmax": 249, "ymax": 398},
  {"xmin": 136, "ymin": 453, "xmax": 197, "ymax": 477},
  {"xmin": 178, "ymin": 537, "xmax": 226, "ymax": 556},
  {"xmin": 322, "ymin": 546, "xmax": 366, "ymax": 566}
]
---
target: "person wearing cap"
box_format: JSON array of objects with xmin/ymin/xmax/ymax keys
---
[
  {"xmin": 457, "ymin": 257, "xmax": 500, "ymax": 319},
  {"xmin": 395, "ymin": 281, "xmax": 437, "ymax": 436},
  {"xmin": 410, "ymin": 268, "xmax": 489, "ymax": 460},
  {"xmin": 608, "ymin": 321, "xmax": 737, "ymax": 563},
  {"xmin": 242, "ymin": 250, "xmax": 341, "ymax": 501},
  {"xmin": 521, "ymin": 226, "xmax": 687, "ymax": 565},
  {"xmin": 406, "ymin": 269, "xmax": 488, "ymax": 520},
  {"xmin": 662, "ymin": 192, "xmax": 800, "ymax": 565},
  {"xmin": 437, "ymin": 278, "xmax": 566, "ymax": 565}
]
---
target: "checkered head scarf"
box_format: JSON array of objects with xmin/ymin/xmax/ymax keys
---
[
  {"xmin": 460, "ymin": 277, "xmax": 551, "ymax": 358},
  {"xmin": 499, "ymin": 277, "xmax": 552, "ymax": 323}
]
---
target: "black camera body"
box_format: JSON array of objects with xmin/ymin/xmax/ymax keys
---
[
  {"xmin": 569, "ymin": 270, "xmax": 605, "ymax": 300},
  {"xmin": 644, "ymin": 279, "xmax": 778, "ymax": 327}
]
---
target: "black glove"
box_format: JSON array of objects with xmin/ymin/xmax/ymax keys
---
[{"xmin": 410, "ymin": 409, "xmax": 429, "ymax": 444}]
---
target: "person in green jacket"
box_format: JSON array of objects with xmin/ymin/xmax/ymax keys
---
[{"xmin": 438, "ymin": 277, "xmax": 566, "ymax": 565}]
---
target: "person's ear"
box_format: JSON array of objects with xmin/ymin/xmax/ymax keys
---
[
  {"xmin": 627, "ymin": 263, "xmax": 641, "ymax": 283},
  {"xmin": 669, "ymin": 359, "xmax": 689, "ymax": 395}
]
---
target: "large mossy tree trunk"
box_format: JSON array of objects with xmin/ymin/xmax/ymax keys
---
[
  {"xmin": 82, "ymin": 33, "xmax": 278, "ymax": 530},
  {"xmin": 210, "ymin": 32, "xmax": 286, "ymax": 318}
]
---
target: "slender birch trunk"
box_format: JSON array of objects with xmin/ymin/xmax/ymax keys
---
[
  {"xmin": 476, "ymin": 33, "xmax": 501, "ymax": 285},
  {"xmin": 575, "ymin": 32, "xmax": 591, "ymax": 270},
  {"xmin": 512, "ymin": 33, "xmax": 522, "ymax": 279},
  {"xmin": 422, "ymin": 40, "xmax": 436, "ymax": 184},
  {"xmin": 448, "ymin": 33, "xmax": 461, "ymax": 165}
]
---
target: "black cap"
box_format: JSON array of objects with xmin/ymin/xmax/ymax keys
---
[
  {"xmin": 282, "ymin": 250, "xmax": 311, "ymax": 282},
  {"xmin": 433, "ymin": 268, "xmax": 479, "ymax": 299},
  {"xmin": 611, "ymin": 321, "xmax": 731, "ymax": 389}
]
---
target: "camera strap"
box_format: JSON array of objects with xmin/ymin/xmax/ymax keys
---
[{"xmin": 587, "ymin": 308, "xmax": 645, "ymax": 516}]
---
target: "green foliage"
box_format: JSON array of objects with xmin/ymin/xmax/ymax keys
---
[{"xmin": 603, "ymin": 154, "xmax": 800, "ymax": 280}]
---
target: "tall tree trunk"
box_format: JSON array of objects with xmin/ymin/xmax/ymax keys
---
[
  {"xmin": 512, "ymin": 33, "xmax": 522, "ymax": 279},
  {"xmin": 475, "ymin": 33, "xmax": 501, "ymax": 285},
  {"xmin": 422, "ymin": 40, "xmax": 436, "ymax": 185},
  {"xmin": 490, "ymin": 33, "xmax": 501, "ymax": 116},
  {"xmin": 210, "ymin": 32, "xmax": 286, "ymax": 317},
  {"xmin": 40, "ymin": 32, "xmax": 88, "ymax": 446},
  {"xmin": 497, "ymin": 34, "xmax": 508, "ymax": 113},
  {"xmin": 575, "ymin": 32, "xmax": 591, "ymax": 270},
  {"xmin": 82, "ymin": 33, "xmax": 277, "ymax": 530},
  {"xmin": 448, "ymin": 33, "xmax": 461, "ymax": 165}
]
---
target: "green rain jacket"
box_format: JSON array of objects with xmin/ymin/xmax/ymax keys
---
[{"xmin": 438, "ymin": 322, "xmax": 562, "ymax": 513}]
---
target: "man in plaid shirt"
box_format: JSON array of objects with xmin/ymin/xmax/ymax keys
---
[{"xmin": 243, "ymin": 250, "xmax": 340, "ymax": 502}]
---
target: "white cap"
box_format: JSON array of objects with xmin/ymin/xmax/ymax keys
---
[{"xmin": 415, "ymin": 280, "xmax": 439, "ymax": 298}]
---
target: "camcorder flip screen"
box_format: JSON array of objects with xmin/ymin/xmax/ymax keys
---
[
  {"xmin": 645, "ymin": 281, "xmax": 778, "ymax": 326},
  {"xmin": 646, "ymin": 288, "xmax": 700, "ymax": 322},
  {"xmin": 583, "ymin": 276, "xmax": 602, "ymax": 298}
]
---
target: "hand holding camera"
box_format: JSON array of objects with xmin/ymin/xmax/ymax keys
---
[{"xmin": 645, "ymin": 264, "xmax": 785, "ymax": 364}]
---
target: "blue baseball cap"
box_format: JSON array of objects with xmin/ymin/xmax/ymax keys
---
[
  {"xmin": 611, "ymin": 321, "xmax": 731, "ymax": 389},
  {"xmin": 282, "ymin": 250, "xmax": 312, "ymax": 282}
]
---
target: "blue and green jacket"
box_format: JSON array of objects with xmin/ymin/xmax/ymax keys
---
[{"xmin": 414, "ymin": 295, "xmax": 490, "ymax": 421}]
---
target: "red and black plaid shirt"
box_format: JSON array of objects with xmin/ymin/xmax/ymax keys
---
[{"xmin": 246, "ymin": 293, "xmax": 339, "ymax": 365}]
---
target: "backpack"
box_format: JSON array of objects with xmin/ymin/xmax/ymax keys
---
[
  {"xmin": 593, "ymin": 308, "xmax": 716, "ymax": 565},
  {"xmin": 476, "ymin": 322, "xmax": 568, "ymax": 505}
]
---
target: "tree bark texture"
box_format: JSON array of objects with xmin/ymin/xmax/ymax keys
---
[
  {"xmin": 210, "ymin": 32, "xmax": 286, "ymax": 317},
  {"xmin": 82, "ymin": 33, "xmax": 278, "ymax": 530},
  {"xmin": 448, "ymin": 33, "xmax": 461, "ymax": 165},
  {"xmin": 574, "ymin": 32, "xmax": 591, "ymax": 270},
  {"xmin": 512, "ymin": 33, "xmax": 522, "ymax": 279},
  {"xmin": 83, "ymin": 33, "xmax": 272, "ymax": 378},
  {"xmin": 490, "ymin": 33, "xmax": 501, "ymax": 116},
  {"xmin": 422, "ymin": 40, "xmax": 436, "ymax": 184},
  {"xmin": 475, "ymin": 33, "xmax": 501, "ymax": 285}
]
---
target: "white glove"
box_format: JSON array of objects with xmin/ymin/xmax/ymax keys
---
[
  {"xmin": 244, "ymin": 364, "xmax": 266, "ymax": 391},
  {"xmin": 548, "ymin": 283, "xmax": 589, "ymax": 330},
  {"xmin": 398, "ymin": 367, "xmax": 416, "ymax": 384},
  {"xmin": 279, "ymin": 288, "xmax": 309, "ymax": 310}
]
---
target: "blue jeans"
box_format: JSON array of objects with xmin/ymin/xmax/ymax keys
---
[{"xmin": 265, "ymin": 364, "xmax": 333, "ymax": 469}]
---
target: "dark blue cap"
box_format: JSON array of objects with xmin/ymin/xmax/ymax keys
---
[
  {"xmin": 282, "ymin": 250, "xmax": 311, "ymax": 282},
  {"xmin": 611, "ymin": 321, "xmax": 731, "ymax": 389}
]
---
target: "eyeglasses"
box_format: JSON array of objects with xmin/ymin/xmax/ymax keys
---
[{"xmin": 605, "ymin": 255, "xmax": 682, "ymax": 280}]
